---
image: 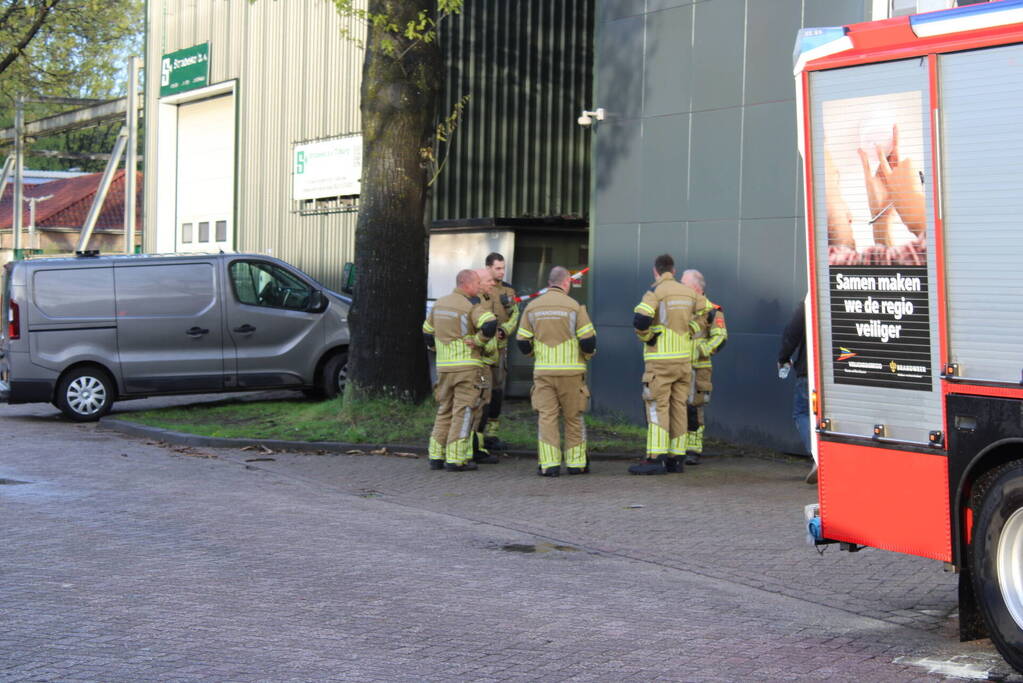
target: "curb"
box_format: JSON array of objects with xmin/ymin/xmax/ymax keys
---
[{"xmin": 98, "ymin": 417, "xmax": 644, "ymax": 461}]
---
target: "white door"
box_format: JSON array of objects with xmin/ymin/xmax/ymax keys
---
[{"xmin": 176, "ymin": 95, "xmax": 234, "ymax": 253}]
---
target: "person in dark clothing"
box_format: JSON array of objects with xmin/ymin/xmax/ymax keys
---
[{"xmin": 777, "ymin": 299, "xmax": 816, "ymax": 484}]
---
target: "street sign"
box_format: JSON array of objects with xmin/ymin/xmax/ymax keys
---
[{"xmin": 160, "ymin": 43, "xmax": 210, "ymax": 98}]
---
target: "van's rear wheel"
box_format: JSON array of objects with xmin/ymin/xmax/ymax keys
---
[
  {"xmin": 56, "ymin": 367, "xmax": 115, "ymax": 422},
  {"xmin": 322, "ymin": 352, "xmax": 348, "ymax": 399},
  {"xmin": 969, "ymin": 461, "xmax": 1023, "ymax": 673}
]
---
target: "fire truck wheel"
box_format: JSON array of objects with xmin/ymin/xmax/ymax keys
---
[{"xmin": 970, "ymin": 461, "xmax": 1023, "ymax": 673}]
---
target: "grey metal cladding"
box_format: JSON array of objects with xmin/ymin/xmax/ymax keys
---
[
  {"xmin": 940, "ymin": 44, "xmax": 1023, "ymax": 385},
  {"xmin": 640, "ymin": 115, "xmax": 690, "ymax": 223},
  {"xmin": 588, "ymin": 323, "xmax": 644, "ymax": 419},
  {"xmin": 647, "ymin": 0, "xmax": 696, "ymax": 13},
  {"xmin": 686, "ymin": 220, "xmax": 739, "ymax": 309},
  {"xmin": 590, "ymin": 223, "xmax": 639, "ymax": 326},
  {"xmin": 741, "ymin": 101, "xmax": 798, "ymax": 220},
  {"xmin": 736, "ymin": 218, "xmax": 796, "ymax": 336},
  {"xmin": 602, "ymin": 0, "xmax": 647, "ymax": 22},
  {"xmin": 804, "ymin": 0, "xmax": 870, "ymax": 29},
  {"xmin": 596, "ymin": 119, "xmax": 643, "ymax": 223},
  {"xmin": 809, "ymin": 59, "xmax": 941, "ymax": 443},
  {"xmin": 689, "ymin": 108, "xmax": 741, "ymax": 221},
  {"xmin": 709, "ymin": 331, "xmax": 802, "ymax": 450},
  {"xmin": 691, "ymin": 0, "xmax": 745, "ymax": 113},
  {"xmin": 433, "ymin": 0, "xmax": 594, "ymax": 222},
  {"xmin": 644, "ymin": 6, "xmax": 694, "ymax": 118},
  {"xmin": 744, "ymin": 0, "xmax": 801, "ymax": 106},
  {"xmin": 638, "ymin": 222, "xmax": 687, "ymax": 272}
]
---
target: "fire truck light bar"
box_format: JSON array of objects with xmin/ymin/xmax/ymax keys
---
[
  {"xmin": 793, "ymin": 27, "xmax": 852, "ymax": 74},
  {"xmin": 910, "ymin": 0, "xmax": 1023, "ymax": 38}
]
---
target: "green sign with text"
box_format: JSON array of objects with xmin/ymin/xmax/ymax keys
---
[{"xmin": 160, "ymin": 43, "xmax": 210, "ymax": 97}]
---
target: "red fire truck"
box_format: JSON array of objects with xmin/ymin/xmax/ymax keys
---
[{"xmin": 795, "ymin": 0, "xmax": 1023, "ymax": 671}]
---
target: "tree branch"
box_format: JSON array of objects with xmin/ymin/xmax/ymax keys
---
[{"xmin": 0, "ymin": 0, "xmax": 63, "ymax": 78}]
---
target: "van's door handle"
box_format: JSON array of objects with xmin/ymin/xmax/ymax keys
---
[
  {"xmin": 186, "ymin": 326, "xmax": 210, "ymax": 337},
  {"xmin": 233, "ymin": 324, "xmax": 256, "ymax": 334}
]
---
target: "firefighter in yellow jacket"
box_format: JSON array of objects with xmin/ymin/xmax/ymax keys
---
[
  {"xmin": 630, "ymin": 254, "xmax": 707, "ymax": 475},
  {"xmin": 481, "ymin": 252, "xmax": 520, "ymax": 450},
  {"xmin": 681, "ymin": 269, "xmax": 727, "ymax": 466},
  {"xmin": 516, "ymin": 266, "xmax": 597, "ymax": 477},
  {"xmin": 469, "ymin": 268, "xmax": 502, "ymax": 464},
  {"xmin": 422, "ymin": 269, "xmax": 498, "ymax": 471}
]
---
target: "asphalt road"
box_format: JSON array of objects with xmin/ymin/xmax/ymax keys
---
[{"xmin": 2, "ymin": 394, "xmax": 1021, "ymax": 682}]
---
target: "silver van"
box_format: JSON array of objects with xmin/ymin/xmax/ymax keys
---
[{"xmin": 0, "ymin": 252, "xmax": 350, "ymax": 421}]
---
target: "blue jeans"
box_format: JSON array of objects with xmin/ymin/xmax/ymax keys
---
[{"xmin": 792, "ymin": 376, "xmax": 811, "ymax": 456}]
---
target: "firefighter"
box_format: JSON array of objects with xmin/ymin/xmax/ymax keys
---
[
  {"xmin": 680, "ymin": 269, "xmax": 727, "ymax": 466},
  {"xmin": 630, "ymin": 254, "xmax": 707, "ymax": 475},
  {"xmin": 516, "ymin": 266, "xmax": 597, "ymax": 477},
  {"xmin": 422, "ymin": 269, "xmax": 498, "ymax": 472},
  {"xmin": 470, "ymin": 268, "xmax": 501, "ymax": 464},
  {"xmin": 481, "ymin": 252, "xmax": 520, "ymax": 450}
]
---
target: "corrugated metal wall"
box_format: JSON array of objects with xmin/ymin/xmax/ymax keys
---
[
  {"xmin": 433, "ymin": 0, "xmax": 594, "ymax": 222},
  {"xmin": 143, "ymin": 0, "xmax": 365, "ymax": 291}
]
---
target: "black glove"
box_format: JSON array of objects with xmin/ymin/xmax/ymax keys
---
[{"xmin": 645, "ymin": 332, "xmax": 660, "ymax": 347}]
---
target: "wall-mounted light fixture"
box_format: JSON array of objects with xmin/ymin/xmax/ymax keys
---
[{"xmin": 577, "ymin": 108, "xmax": 605, "ymax": 127}]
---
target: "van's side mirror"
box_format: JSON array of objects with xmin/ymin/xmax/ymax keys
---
[{"xmin": 307, "ymin": 290, "xmax": 328, "ymax": 313}]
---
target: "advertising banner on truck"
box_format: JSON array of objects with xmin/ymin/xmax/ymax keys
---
[{"xmin": 819, "ymin": 89, "xmax": 932, "ymax": 391}]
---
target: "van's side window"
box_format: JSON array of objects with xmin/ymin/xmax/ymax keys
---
[{"xmin": 230, "ymin": 261, "xmax": 312, "ymax": 311}]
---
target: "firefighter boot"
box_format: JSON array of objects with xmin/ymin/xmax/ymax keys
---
[
  {"xmin": 445, "ymin": 461, "xmax": 479, "ymax": 472},
  {"xmin": 472, "ymin": 432, "xmax": 499, "ymax": 464},
  {"xmin": 538, "ymin": 465, "xmax": 561, "ymax": 477},
  {"xmin": 665, "ymin": 456, "xmax": 684, "ymax": 473},
  {"xmin": 483, "ymin": 419, "xmax": 507, "ymax": 451},
  {"xmin": 429, "ymin": 459, "xmax": 445, "ymax": 470},
  {"xmin": 628, "ymin": 456, "xmax": 667, "ymax": 475}
]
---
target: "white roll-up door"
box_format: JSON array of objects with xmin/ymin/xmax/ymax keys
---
[
  {"xmin": 176, "ymin": 95, "xmax": 234, "ymax": 253},
  {"xmin": 940, "ymin": 44, "xmax": 1023, "ymax": 385}
]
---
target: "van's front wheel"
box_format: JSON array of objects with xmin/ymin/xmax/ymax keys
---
[
  {"xmin": 322, "ymin": 352, "xmax": 348, "ymax": 400},
  {"xmin": 56, "ymin": 367, "xmax": 115, "ymax": 422},
  {"xmin": 970, "ymin": 461, "xmax": 1023, "ymax": 673}
]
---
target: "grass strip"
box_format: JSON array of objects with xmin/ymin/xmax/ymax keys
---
[{"xmin": 122, "ymin": 396, "xmax": 651, "ymax": 453}]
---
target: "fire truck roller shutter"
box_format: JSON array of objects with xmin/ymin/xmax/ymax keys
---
[
  {"xmin": 940, "ymin": 43, "xmax": 1023, "ymax": 385},
  {"xmin": 808, "ymin": 58, "xmax": 942, "ymax": 444}
]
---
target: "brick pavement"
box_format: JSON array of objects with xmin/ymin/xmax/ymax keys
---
[{"xmin": 1, "ymin": 397, "xmax": 1020, "ymax": 681}]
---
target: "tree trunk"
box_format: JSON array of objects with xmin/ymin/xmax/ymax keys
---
[{"xmin": 346, "ymin": 0, "xmax": 440, "ymax": 403}]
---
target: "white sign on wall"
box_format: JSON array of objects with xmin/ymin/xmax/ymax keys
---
[{"xmin": 293, "ymin": 135, "xmax": 362, "ymax": 200}]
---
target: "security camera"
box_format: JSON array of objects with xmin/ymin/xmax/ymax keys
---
[{"xmin": 577, "ymin": 108, "xmax": 605, "ymax": 127}]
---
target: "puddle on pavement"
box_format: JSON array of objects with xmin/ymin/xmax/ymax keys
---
[
  {"xmin": 0, "ymin": 479, "xmax": 31, "ymax": 485},
  {"xmin": 501, "ymin": 542, "xmax": 580, "ymax": 554}
]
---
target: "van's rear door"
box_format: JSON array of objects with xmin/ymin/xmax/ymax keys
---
[{"xmin": 114, "ymin": 260, "xmax": 225, "ymax": 394}]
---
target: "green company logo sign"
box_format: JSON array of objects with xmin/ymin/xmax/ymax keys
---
[{"xmin": 160, "ymin": 43, "xmax": 210, "ymax": 97}]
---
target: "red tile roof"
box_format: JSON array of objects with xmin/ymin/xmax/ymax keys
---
[{"xmin": 0, "ymin": 169, "xmax": 143, "ymax": 232}]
